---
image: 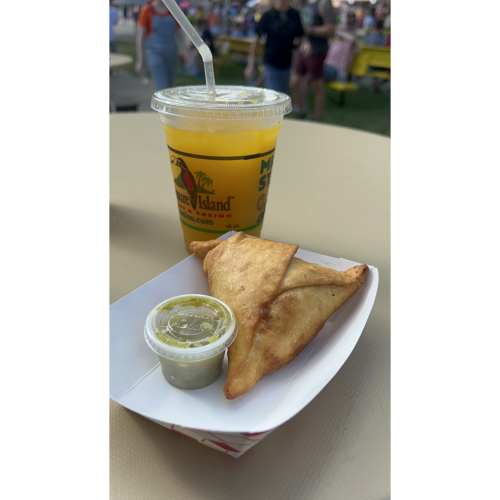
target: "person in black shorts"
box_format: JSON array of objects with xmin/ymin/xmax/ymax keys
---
[{"xmin": 290, "ymin": 0, "xmax": 336, "ymax": 121}]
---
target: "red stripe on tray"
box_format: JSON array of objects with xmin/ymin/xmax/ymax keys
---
[
  {"xmin": 205, "ymin": 432, "xmax": 260, "ymax": 444},
  {"xmin": 205, "ymin": 440, "xmax": 241, "ymax": 453}
]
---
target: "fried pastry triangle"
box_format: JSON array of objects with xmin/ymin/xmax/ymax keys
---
[{"xmin": 190, "ymin": 234, "xmax": 368, "ymax": 399}]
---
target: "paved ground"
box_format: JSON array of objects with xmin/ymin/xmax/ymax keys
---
[
  {"xmin": 110, "ymin": 71, "xmax": 156, "ymax": 112},
  {"xmin": 113, "ymin": 17, "xmax": 137, "ymax": 43}
]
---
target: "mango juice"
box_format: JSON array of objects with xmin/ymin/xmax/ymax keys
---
[
  {"xmin": 151, "ymin": 85, "xmax": 292, "ymax": 252},
  {"xmin": 162, "ymin": 122, "xmax": 282, "ymax": 252}
]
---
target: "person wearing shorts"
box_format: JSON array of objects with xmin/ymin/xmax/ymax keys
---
[{"xmin": 290, "ymin": 0, "xmax": 336, "ymax": 121}]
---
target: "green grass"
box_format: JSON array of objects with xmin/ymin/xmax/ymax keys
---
[{"xmin": 113, "ymin": 41, "xmax": 390, "ymax": 136}]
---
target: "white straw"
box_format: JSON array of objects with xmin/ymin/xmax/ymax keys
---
[{"xmin": 161, "ymin": 0, "xmax": 217, "ymax": 98}]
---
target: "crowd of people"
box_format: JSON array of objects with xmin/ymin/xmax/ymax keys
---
[{"xmin": 110, "ymin": 0, "xmax": 390, "ymax": 121}]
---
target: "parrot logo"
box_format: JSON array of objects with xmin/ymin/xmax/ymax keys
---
[{"xmin": 171, "ymin": 155, "xmax": 197, "ymax": 210}]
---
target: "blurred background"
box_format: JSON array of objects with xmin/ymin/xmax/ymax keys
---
[{"xmin": 110, "ymin": 0, "xmax": 390, "ymax": 136}]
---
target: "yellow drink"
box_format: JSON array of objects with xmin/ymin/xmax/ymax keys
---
[
  {"xmin": 152, "ymin": 86, "xmax": 292, "ymax": 252},
  {"xmin": 163, "ymin": 123, "xmax": 281, "ymax": 251}
]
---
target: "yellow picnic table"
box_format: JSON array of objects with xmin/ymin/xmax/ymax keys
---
[
  {"xmin": 216, "ymin": 35, "xmax": 265, "ymax": 57},
  {"xmin": 325, "ymin": 44, "xmax": 391, "ymax": 105},
  {"xmin": 358, "ymin": 45, "xmax": 391, "ymax": 80},
  {"xmin": 366, "ymin": 29, "xmax": 391, "ymax": 34}
]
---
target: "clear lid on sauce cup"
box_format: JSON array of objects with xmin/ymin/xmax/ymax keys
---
[
  {"xmin": 144, "ymin": 295, "xmax": 238, "ymax": 361},
  {"xmin": 151, "ymin": 85, "xmax": 292, "ymax": 120}
]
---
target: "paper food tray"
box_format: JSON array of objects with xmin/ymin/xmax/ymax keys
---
[{"xmin": 110, "ymin": 232, "xmax": 379, "ymax": 457}]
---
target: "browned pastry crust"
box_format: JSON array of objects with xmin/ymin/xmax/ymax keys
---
[
  {"xmin": 189, "ymin": 239, "xmax": 223, "ymax": 260},
  {"xmin": 190, "ymin": 234, "xmax": 368, "ymax": 399}
]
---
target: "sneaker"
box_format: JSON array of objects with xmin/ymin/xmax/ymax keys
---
[{"xmin": 297, "ymin": 113, "xmax": 307, "ymax": 120}]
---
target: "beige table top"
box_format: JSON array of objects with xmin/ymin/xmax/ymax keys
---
[
  {"xmin": 110, "ymin": 113, "xmax": 390, "ymax": 500},
  {"xmin": 109, "ymin": 52, "xmax": 133, "ymax": 70}
]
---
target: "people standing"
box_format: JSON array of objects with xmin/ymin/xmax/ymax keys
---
[
  {"xmin": 208, "ymin": 5, "xmax": 221, "ymax": 36},
  {"xmin": 354, "ymin": 7, "xmax": 363, "ymax": 27},
  {"xmin": 188, "ymin": 19, "xmax": 216, "ymax": 78},
  {"xmin": 246, "ymin": 10, "xmax": 256, "ymax": 37},
  {"xmin": 290, "ymin": 0, "xmax": 336, "ymax": 121},
  {"xmin": 245, "ymin": 0, "xmax": 305, "ymax": 95},
  {"xmin": 133, "ymin": 6, "xmax": 140, "ymax": 25},
  {"xmin": 110, "ymin": 2, "xmax": 118, "ymax": 53},
  {"xmin": 363, "ymin": 7, "xmax": 375, "ymax": 29},
  {"xmin": 323, "ymin": 11, "xmax": 357, "ymax": 83},
  {"xmin": 135, "ymin": 0, "xmax": 188, "ymax": 91}
]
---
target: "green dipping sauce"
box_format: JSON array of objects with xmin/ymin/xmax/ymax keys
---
[
  {"xmin": 144, "ymin": 295, "xmax": 238, "ymax": 390},
  {"xmin": 155, "ymin": 296, "xmax": 231, "ymax": 348}
]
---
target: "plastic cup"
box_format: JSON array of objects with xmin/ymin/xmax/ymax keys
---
[
  {"xmin": 144, "ymin": 294, "xmax": 238, "ymax": 390},
  {"xmin": 151, "ymin": 86, "xmax": 292, "ymax": 252}
]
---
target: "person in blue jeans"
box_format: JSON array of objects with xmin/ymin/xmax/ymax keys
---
[
  {"xmin": 244, "ymin": 0, "xmax": 305, "ymax": 95},
  {"xmin": 135, "ymin": 0, "xmax": 188, "ymax": 90},
  {"xmin": 109, "ymin": 2, "xmax": 118, "ymax": 53}
]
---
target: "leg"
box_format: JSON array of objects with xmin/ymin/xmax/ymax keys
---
[
  {"xmin": 290, "ymin": 73, "xmax": 307, "ymax": 115},
  {"xmin": 310, "ymin": 78, "xmax": 325, "ymax": 121},
  {"xmin": 290, "ymin": 51, "xmax": 308, "ymax": 115},
  {"xmin": 308, "ymin": 54, "xmax": 327, "ymax": 121},
  {"xmin": 146, "ymin": 50, "xmax": 169, "ymax": 91},
  {"xmin": 263, "ymin": 64, "xmax": 279, "ymax": 93},
  {"xmin": 164, "ymin": 50, "xmax": 179, "ymax": 88},
  {"xmin": 276, "ymin": 67, "xmax": 291, "ymax": 95}
]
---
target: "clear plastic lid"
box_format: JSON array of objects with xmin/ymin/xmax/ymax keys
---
[
  {"xmin": 144, "ymin": 295, "xmax": 238, "ymax": 361},
  {"xmin": 151, "ymin": 85, "xmax": 292, "ymax": 120}
]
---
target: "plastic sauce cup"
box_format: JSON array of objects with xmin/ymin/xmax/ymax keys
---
[
  {"xmin": 151, "ymin": 86, "xmax": 292, "ymax": 252},
  {"xmin": 144, "ymin": 294, "xmax": 238, "ymax": 390}
]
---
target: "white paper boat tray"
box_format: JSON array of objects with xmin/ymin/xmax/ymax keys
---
[{"xmin": 110, "ymin": 232, "xmax": 379, "ymax": 457}]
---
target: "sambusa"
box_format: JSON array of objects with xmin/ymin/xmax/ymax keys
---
[{"xmin": 190, "ymin": 233, "xmax": 368, "ymax": 400}]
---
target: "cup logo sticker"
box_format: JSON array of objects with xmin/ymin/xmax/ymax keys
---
[
  {"xmin": 193, "ymin": 171, "xmax": 215, "ymax": 195},
  {"xmin": 172, "ymin": 155, "xmax": 198, "ymax": 209},
  {"xmin": 169, "ymin": 146, "xmax": 275, "ymax": 233},
  {"xmin": 257, "ymin": 193, "xmax": 266, "ymax": 211}
]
